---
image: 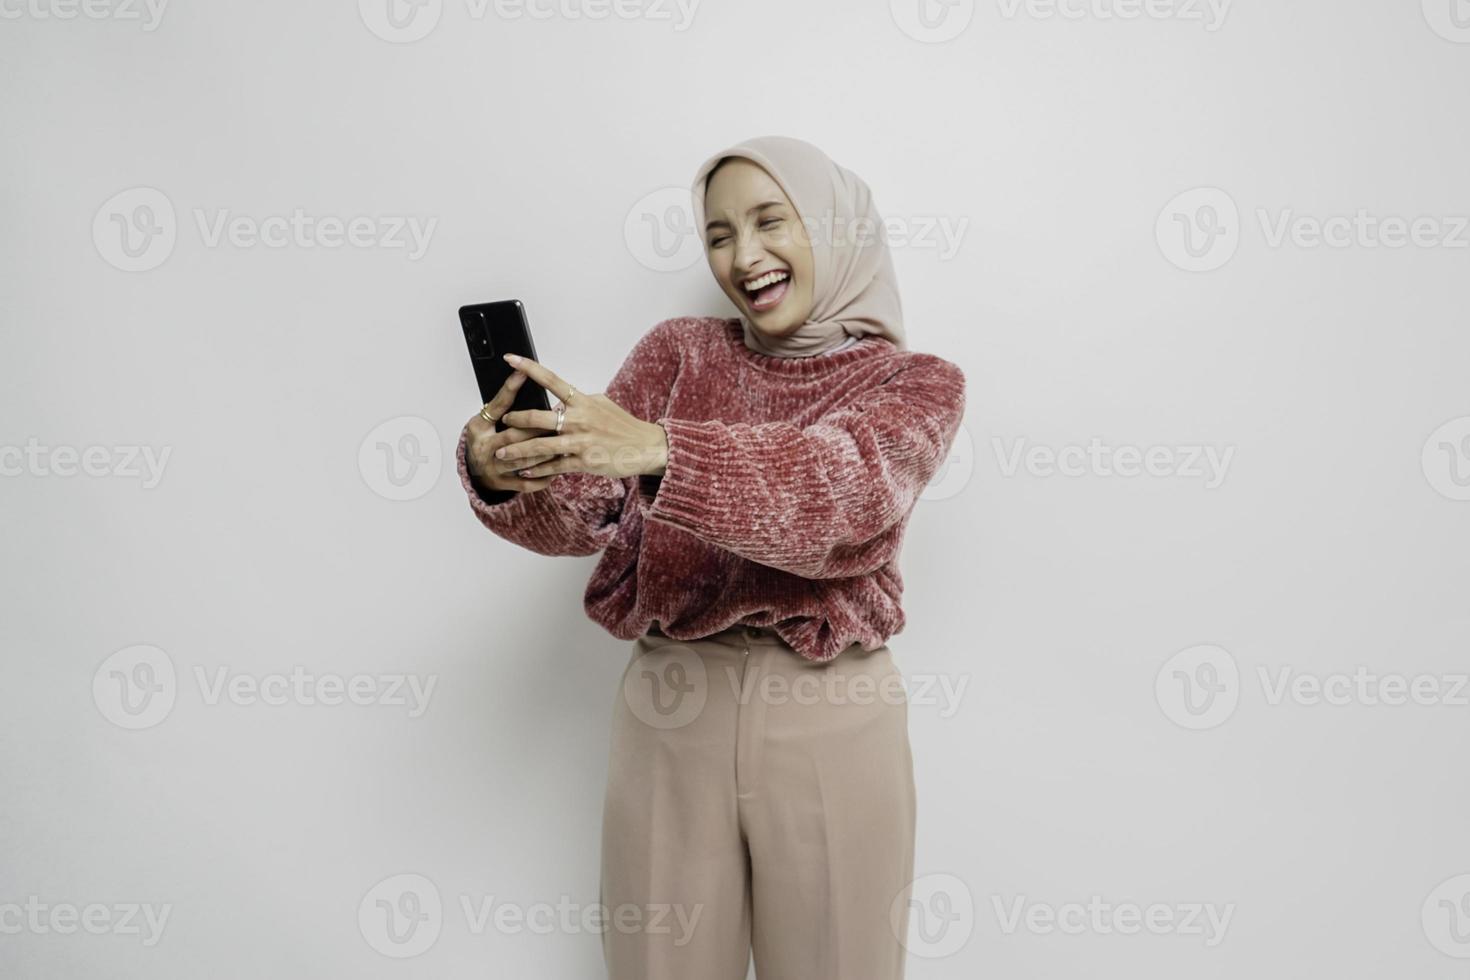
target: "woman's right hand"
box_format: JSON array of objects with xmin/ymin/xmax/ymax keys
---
[{"xmin": 463, "ymin": 370, "xmax": 561, "ymax": 495}]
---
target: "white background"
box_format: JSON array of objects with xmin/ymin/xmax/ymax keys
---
[{"xmin": 3, "ymin": 0, "xmax": 1469, "ymax": 977}]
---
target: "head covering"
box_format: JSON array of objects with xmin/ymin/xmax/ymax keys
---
[{"xmin": 691, "ymin": 135, "xmax": 908, "ymax": 358}]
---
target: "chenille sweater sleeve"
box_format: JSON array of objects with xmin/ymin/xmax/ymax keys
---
[
  {"xmin": 634, "ymin": 355, "xmax": 966, "ymax": 579},
  {"xmin": 458, "ymin": 322, "xmax": 677, "ymax": 557}
]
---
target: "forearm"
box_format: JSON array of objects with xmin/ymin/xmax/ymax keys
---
[
  {"xmin": 634, "ymin": 358, "xmax": 966, "ymax": 578},
  {"xmin": 635, "ymin": 418, "xmax": 915, "ymax": 578}
]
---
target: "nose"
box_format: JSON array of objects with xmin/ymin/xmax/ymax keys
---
[{"xmin": 732, "ymin": 234, "xmax": 765, "ymax": 272}]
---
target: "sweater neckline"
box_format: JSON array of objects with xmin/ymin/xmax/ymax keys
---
[{"xmin": 720, "ymin": 318, "xmax": 891, "ymax": 376}]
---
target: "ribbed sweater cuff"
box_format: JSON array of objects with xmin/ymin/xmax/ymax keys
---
[
  {"xmin": 457, "ymin": 428, "xmax": 616, "ymax": 527},
  {"xmin": 641, "ymin": 417, "xmax": 729, "ymax": 532}
]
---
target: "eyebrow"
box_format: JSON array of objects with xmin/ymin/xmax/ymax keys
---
[{"xmin": 705, "ymin": 200, "xmax": 786, "ymax": 232}]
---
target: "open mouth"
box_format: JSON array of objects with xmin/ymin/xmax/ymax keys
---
[{"xmin": 741, "ymin": 269, "xmax": 791, "ymax": 312}]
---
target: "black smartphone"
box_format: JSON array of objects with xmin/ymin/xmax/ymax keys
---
[{"xmin": 459, "ymin": 300, "xmax": 552, "ymax": 431}]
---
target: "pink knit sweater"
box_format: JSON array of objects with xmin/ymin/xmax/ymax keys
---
[{"xmin": 456, "ymin": 316, "xmax": 966, "ymax": 663}]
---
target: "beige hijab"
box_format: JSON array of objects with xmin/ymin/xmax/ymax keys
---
[{"xmin": 691, "ymin": 135, "xmax": 908, "ymax": 358}]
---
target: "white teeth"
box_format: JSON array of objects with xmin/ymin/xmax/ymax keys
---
[{"xmin": 742, "ymin": 270, "xmax": 790, "ymax": 293}]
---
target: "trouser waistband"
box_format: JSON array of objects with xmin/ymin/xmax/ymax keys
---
[{"xmin": 647, "ymin": 622, "xmax": 785, "ymax": 646}]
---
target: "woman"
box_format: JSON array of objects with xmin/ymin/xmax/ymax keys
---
[{"xmin": 458, "ymin": 135, "xmax": 966, "ymax": 980}]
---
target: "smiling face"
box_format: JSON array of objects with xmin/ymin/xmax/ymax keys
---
[{"xmin": 702, "ymin": 157, "xmax": 816, "ymax": 338}]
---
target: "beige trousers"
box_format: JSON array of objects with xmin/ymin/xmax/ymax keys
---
[{"xmin": 600, "ymin": 623, "xmax": 916, "ymax": 980}]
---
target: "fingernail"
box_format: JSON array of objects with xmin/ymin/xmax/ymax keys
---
[
  {"xmin": 503, "ymin": 353, "xmax": 522, "ymax": 364},
  {"xmin": 495, "ymin": 448, "xmax": 507, "ymax": 458}
]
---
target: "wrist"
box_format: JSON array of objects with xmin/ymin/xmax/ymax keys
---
[{"xmin": 645, "ymin": 421, "xmax": 668, "ymax": 477}]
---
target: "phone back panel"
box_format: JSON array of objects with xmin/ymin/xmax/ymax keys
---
[{"xmin": 459, "ymin": 300, "xmax": 552, "ymax": 430}]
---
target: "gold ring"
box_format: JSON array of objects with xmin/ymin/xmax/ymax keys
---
[
  {"xmin": 479, "ymin": 404, "xmax": 498, "ymax": 424},
  {"xmin": 564, "ymin": 386, "xmax": 578, "ymax": 402}
]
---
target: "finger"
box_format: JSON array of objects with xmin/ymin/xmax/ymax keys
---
[
  {"xmin": 466, "ymin": 376, "xmax": 525, "ymax": 436},
  {"xmin": 496, "ymin": 473, "xmax": 556, "ymax": 493},
  {"xmin": 501, "ymin": 407, "xmax": 561, "ymax": 430},
  {"xmin": 485, "ymin": 369, "xmax": 528, "ymax": 420},
  {"xmin": 516, "ymin": 454, "xmax": 583, "ymax": 479},
  {"xmin": 494, "ymin": 433, "xmax": 577, "ymax": 462},
  {"xmin": 478, "ymin": 428, "xmax": 558, "ymax": 485},
  {"xmin": 503, "ymin": 354, "xmax": 576, "ymax": 404},
  {"xmin": 483, "ymin": 424, "xmax": 545, "ymax": 456},
  {"xmin": 469, "ymin": 423, "xmax": 535, "ymax": 469},
  {"xmin": 466, "ymin": 413, "xmax": 501, "ymax": 440},
  {"xmin": 497, "ymin": 450, "xmax": 560, "ymax": 477}
]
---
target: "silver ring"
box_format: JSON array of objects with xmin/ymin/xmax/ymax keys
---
[{"xmin": 554, "ymin": 403, "xmax": 566, "ymax": 434}]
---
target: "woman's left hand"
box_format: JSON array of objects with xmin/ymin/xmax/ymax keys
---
[{"xmin": 495, "ymin": 353, "xmax": 669, "ymax": 480}]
